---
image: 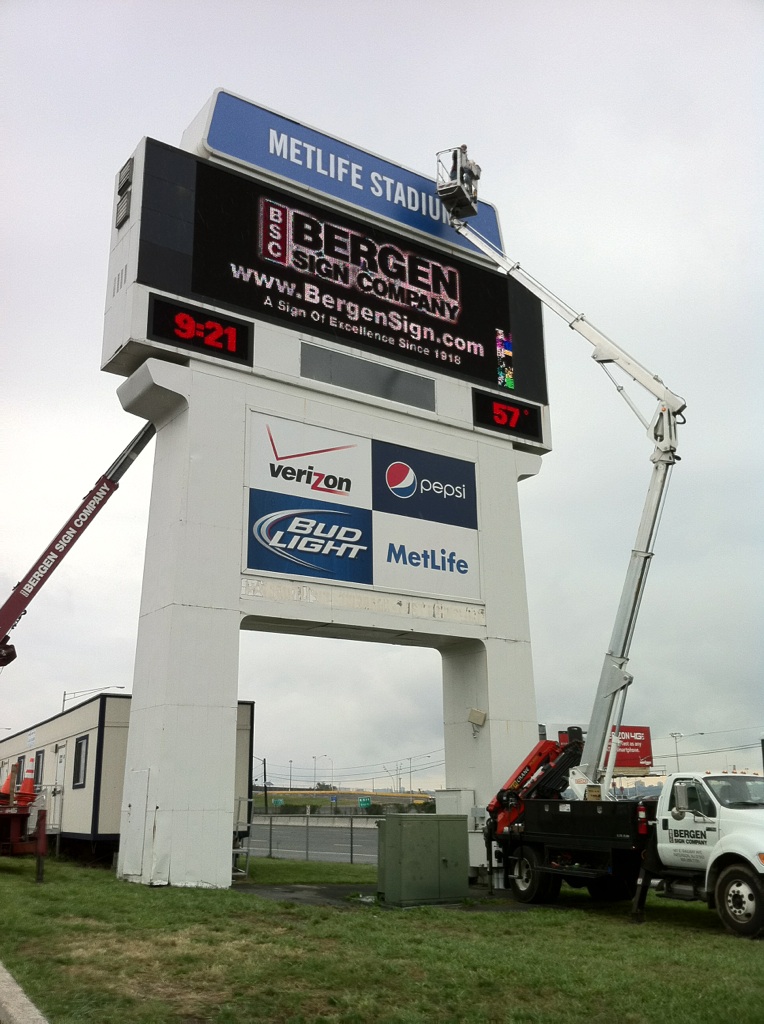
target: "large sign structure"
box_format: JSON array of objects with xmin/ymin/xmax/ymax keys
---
[{"xmin": 105, "ymin": 90, "xmax": 551, "ymax": 887}]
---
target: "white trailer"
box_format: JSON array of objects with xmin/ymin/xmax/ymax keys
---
[{"xmin": 0, "ymin": 694, "xmax": 253, "ymax": 856}]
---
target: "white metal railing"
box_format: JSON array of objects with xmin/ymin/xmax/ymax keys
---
[{"xmin": 238, "ymin": 814, "xmax": 384, "ymax": 867}]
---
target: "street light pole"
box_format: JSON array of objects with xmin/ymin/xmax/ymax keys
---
[
  {"xmin": 314, "ymin": 754, "xmax": 332, "ymax": 788},
  {"xmin": 62, "ymin": 686, "xmax": 125, "ymax": 712},
  {"xmin": 289, "ymin": 759, "xmax": 292, "ymax": 791},
  {"xmin": 669, "ymin": 732, "xmax": 683, "ymax": 771},
  {"xmin": 669, "ymin": 731, "xmax": 705, "ymax": 772}
]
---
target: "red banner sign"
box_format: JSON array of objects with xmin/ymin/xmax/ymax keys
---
[{"xmin": 607, "ymin": 726, "xmax": 653, "ymax": 771}]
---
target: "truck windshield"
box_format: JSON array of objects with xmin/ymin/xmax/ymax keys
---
[{"xmin": 705, "ymin": 777, "xmax": 764, "ymax": 808}]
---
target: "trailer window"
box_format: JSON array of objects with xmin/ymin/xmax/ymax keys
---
[
  {"xmin": 72, "ymin": 735, "xmax": 89, "ymax": 789},
  {"xmin": 34, "ymin": 750, "xmax": 44, "ymax": 789},
  {"xmin": 15, "ymin": 756, "xmax": 25, "ymax": 789}
]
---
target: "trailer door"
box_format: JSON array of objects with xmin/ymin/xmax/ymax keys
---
[{"xmin": 50, "ymin": 743, "xmax": 67, "ymax": 833}]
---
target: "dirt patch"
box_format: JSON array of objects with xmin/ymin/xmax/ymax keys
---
[{"xmin": 234, "ymin": 882, "xmax": 537, "ymax": 912}]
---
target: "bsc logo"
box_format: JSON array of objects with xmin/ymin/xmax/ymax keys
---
[{"xmin": 385, "ymin": 462, "xmax": 417, "ymax": 499}]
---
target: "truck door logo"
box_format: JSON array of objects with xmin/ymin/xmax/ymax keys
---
[{"xmin": 668, "ymin": 828, "xmax": 707, "ymax": 845}]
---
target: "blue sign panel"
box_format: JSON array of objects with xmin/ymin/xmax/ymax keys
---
[
  {"xmin": 371, "ymin": 441, "xmax": 478, "ymax": 530},
  {"xmin": 203, "ymin": 90, "xmax": 502, "ymax": 254},
  {"xmin": 247, "ymin": 490, "xmax": 373, "ymax": 585}
]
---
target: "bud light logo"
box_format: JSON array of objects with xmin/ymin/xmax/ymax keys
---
[
  {"xmin": 247, "ymin": 490, "xmax": 372, "ymax": 584},
  {"xmin": 386, "ymin": 462, "xmax": 417, "ymax": 499}
]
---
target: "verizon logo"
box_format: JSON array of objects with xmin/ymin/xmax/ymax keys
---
[{"xmin": 265, "ymin": 424, "xmax": 356, "ymax": 496}]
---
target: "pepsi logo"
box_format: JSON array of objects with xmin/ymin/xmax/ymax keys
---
[{"xmin": 386, "ymin": 462, "xmax": 417, "ymax": 499}]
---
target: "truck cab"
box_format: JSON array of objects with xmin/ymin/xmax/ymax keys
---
[{"xmin": 649, "ymin": 772, "xmax": 764, "ymax": 936}]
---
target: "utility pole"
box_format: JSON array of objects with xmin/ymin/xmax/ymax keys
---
[{"xmin": 670, "ymin": 732, "xmax": 683, "ymax": 771}]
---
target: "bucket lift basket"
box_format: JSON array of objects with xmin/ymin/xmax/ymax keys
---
[{"xmin": 436, "ymin": 147, "xmax": 480, "ymax": 219}]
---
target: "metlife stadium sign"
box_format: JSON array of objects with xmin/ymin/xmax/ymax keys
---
[
  {"xmin": 186, "ymin": 90, "xmax": 502, "ymax": 254},
  {"xmin": 246, "ymin": 414, "xmax": 480, "ymax": 600}
]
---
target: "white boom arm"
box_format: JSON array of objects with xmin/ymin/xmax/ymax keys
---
[{"xmin": 447, "ymin": 212, "xmax": 685, "ymax": 786}]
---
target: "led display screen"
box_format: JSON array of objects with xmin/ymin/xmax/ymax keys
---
[
  {"xmin": 472, "ymin": 389, "xmax": 544, "ymax": 445},
  {"xmin": 148, "ymin": 295, "xmax": 253, "ymax": 365},
  {"xmin": 135, "ymin": 140, "xmax": 547, "ymax": 401}
]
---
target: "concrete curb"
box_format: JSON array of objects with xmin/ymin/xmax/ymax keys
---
[{"xmin": 0, "ymin": 964, "xmax": 49, "ymax": 1024}]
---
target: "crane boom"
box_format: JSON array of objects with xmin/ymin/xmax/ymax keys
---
[
  {"xmin": 0, "ymin": 422, "xmax": 155, "ymax": 667},
  {"xmin": 437, "ymin": 160, "xmax": 685, "ymax": 785}
]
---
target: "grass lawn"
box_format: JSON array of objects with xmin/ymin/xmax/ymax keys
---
[{"xmin": 1, "ymin": 856, "xmax": 762, "ymax": 1024}]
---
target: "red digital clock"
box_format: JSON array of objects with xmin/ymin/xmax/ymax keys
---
[
  {"xmin": 472, "ymin": 389, "xmax": 544, "ymax": 445},
  {"xmin": 148, "ymin": 295, "xmax": 252, "ymax": 365}
]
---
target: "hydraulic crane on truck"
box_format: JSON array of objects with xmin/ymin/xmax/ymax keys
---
[
  {"xmin": 0, "ymin": 422, "xmax": 155, "ymax": 667},
  {"xmin": 436, "ymin": 147, "xmax": 686, "ymax": 794}
]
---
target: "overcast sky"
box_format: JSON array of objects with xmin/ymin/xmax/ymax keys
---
[{"xmin": 2, "ymin": 1, "xmax": 761, "ymax": 789}]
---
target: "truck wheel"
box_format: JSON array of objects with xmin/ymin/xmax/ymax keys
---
[
  {"xmin": 509, "ymin": 847, "xmax": 556, "ymax": 904},
  {"xmin": 715, "ymin": 864, "xmax": 764, "ymax": 938}
]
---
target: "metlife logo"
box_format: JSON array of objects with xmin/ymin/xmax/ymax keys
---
[
  {"xmin": 371, "ymin": 441, "xmax": 477, "ymax": 529},
  {"xmin": 373, "ymin": 513, "xmax": 480, "ymax": 600},
  {"xmin": 247, "ymin": 490, "xmax": 373, "ymax": 585}
]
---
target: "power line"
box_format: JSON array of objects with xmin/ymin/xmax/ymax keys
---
[
  {"xmin": 263, "ymin": 748, "xmax": 445, "ymax": 776},
  {"xmin": 264, "ymin": 760, "xmax": 446, "ymax": 785},
  {"xmin": 653, "ymin": 742, "xmax": 760, "ymax": 759},
  {"xmin": 654, "ymin": 727, "xmax": 763, "ymax": 739}
]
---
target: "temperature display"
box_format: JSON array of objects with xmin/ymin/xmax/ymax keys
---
[
  {"xmin": 472, "ymin": 389, "xmax": 544, "ymax": 445},
  {"xmin": 148, "ymin": 295, "xmax": 253, "ymax": 366}
]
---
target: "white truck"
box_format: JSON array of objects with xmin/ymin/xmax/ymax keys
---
[
  {"xmin": 487, "ymin": 743, "xmax": 764, "ymax": 937},
  {"xmin": 436, "ymin": 150, "xmax": 764, "ymax": 938},
  {"xmin": 635, "ymin": 770, "xmax": 764, "ymax": 936}
]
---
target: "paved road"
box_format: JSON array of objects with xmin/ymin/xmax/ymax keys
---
[{"xmin": 244, "ymin": 822, "xmax": 378, "ymax": 863}]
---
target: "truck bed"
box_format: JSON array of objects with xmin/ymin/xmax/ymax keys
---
[{"xmin": 514, "ymin": 798, "xmax": 656, "ymax": 848}]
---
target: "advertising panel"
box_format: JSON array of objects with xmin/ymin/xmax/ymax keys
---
[
  {"xmin": 372, "ymin": 513, "xmax": 480, "ymax": 601},
  {"xmin": 192, "ymin": 161, "xmax": 546, "ymax": 400},
  {"xmin": 605, "ymin": 726, "xmax": 653, "ymax": 773},
  {"xmin": 132, "ymin": 141, "xmax": 547, "ymax": 403},
  {"xmin": 246, "ymin": 414, "xmax": 481, "ymax": 600},
  {"xmin": 247, "ymin": 490, "xmax": 373, "ymax": 585},
  {"xmin": 248, "ymin": 414, "xmax": 370, "ymax": 508},
  {"xmin": 370, "ymin": 440, "xmax": 477, "ymax": 529}
]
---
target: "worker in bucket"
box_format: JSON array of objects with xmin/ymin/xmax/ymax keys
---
[{"xmin": 451, "ymin": 145, "xmax": 481, "ymax": 203}]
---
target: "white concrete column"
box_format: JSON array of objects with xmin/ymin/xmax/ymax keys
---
[
  {"xmin": 116, "ymin": 360, "xmax": 245, "ymax": 887},
  {"xmin": 441, "ymin": 636, "xmax": 539, "ymax": 809},
  {"xmin": 439, "ymin": 440, "xmax": 542, "ymax": 810}
]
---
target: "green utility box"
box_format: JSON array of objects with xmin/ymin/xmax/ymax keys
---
[{"xmin": 377, "ymin": 814, "xmax": 470, "ymax": 907}]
